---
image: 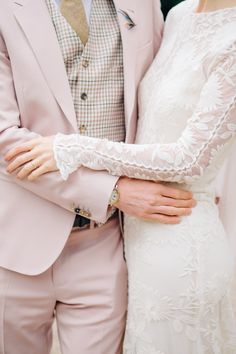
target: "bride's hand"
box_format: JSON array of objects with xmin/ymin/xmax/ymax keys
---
[{"xmin": 5, "ymin": 136, "xmax": 58, "ymax": 181}]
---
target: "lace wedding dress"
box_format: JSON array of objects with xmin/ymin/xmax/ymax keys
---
[{"xmin": 53, "ymin": 0, "xmax": 236, "ymax": 352}]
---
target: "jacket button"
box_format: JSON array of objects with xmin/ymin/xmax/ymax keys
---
[
  {"xmin": 82, "ymin": 59, "xmax": 90, "ymax": 68},
  {"xmin": 81, "ymin": 93, "xmax": 88, "ymax": 101},
  {"xmin": 74, "ymin": 208, "xmax": 80, "ymax": 214}
]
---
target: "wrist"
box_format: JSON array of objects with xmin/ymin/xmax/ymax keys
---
[{"xmin": 111, "ymin": 177, "xmax": 129, "ymax": 209}]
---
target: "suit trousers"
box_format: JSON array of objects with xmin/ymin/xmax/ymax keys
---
[{"xmin": 0, "ymin": 217, "xmax": 128, "ymax": 354}]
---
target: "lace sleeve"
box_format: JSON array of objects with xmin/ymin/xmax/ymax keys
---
[{"xmin": 54, "ymin": 45, "xmax": 236, "ymax": 182}]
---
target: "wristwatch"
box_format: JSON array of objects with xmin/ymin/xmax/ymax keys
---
[{"xmin": 109, "ymin": 184, "xmax": 120, "ymax": 206}]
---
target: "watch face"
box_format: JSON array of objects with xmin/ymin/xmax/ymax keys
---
[{"xmin": 111, "ymin": 189, "xmax": 119, "ymax": 205}]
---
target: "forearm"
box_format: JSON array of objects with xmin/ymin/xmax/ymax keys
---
[
  {"xmin": 53, "ymin": 124, "xmax": 232, "ymax": 185},
  {"xmin": 53, "ymin": 133, "xmax": 202, "ymax": 183},
  {"xmin": 1, "ymin": 127, "xmax": 117, "ymax": 223}
]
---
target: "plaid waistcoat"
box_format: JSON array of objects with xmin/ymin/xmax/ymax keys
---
[{"xmin": 46, "ymin": 0, "xmax": 125, "ymax": 142}]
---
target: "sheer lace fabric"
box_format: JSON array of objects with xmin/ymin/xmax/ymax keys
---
[{"xmin": 54, "ymin": 0, "xmax": 236, "ymax": 352}]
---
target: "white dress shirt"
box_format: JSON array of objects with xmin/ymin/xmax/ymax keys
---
[{"xmin": 54, "ymin": 0, "xmax": 93, "ymax": 23}]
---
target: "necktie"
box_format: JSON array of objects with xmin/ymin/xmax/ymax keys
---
[{"xmin": 60, "ymin": 0, "xmax": 89, "ymax": 45}]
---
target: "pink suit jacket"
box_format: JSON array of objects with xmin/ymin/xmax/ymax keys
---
[{"xmin": 0, "ymin": 0, "xmax": 163, "ymax": 275}]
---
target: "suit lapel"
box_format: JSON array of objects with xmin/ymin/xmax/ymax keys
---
[
  {"xmin": 12, "ymin": 0, "xmax": 77, "ymax": 131},
  {"xmin": 113, "ymin": 0, "xmax": 138, "ymax": 133}
]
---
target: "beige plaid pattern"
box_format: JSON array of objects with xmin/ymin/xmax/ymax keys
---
[{"xmin": 47, "ymin": 0, "xmax": 125, "ymax": 142}]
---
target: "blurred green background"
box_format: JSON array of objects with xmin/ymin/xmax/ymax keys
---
[{"xmin": 161, "ymin": 0, "xmax": 184, "ymax": 18}]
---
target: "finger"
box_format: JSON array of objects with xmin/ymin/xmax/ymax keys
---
[
  {"xmin": 153, "ymin": 206, "xmax": 192, "ymax": 217},
  {"xmin": 28, "ymin": 164, "xmax": 54, "ymax": 181},
  {"xmin": 17, "ymin": 157, "xmax": 46, "ymax": 179},
  {"xmin": 160, "ymin": 196, "xmax": 196, "ymax": 208},
  {"xmin": 7, "ymin": 151, "xmax": 36, "ymax": 173},
  {"xmin": 142, "ymin": 214, "xmax": 181, "ymax": 225},
  {"xmin": 5, "ymin": 140, "xmax": 39, "ymax": 161},
  {"xmin": 160, "ymin": 186, "xmax": 193, "ymax": 200}
]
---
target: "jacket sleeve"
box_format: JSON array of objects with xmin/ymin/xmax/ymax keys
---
[
  {"xmin": 0, "ymin": 33, "xmax": 118, "ymax": 223},
  {"xmin": 53, "ymin": 43, "xmax": 236, "ymax": 184}
]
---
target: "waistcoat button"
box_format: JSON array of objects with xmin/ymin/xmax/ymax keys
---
[
  {"xmin": 82, "ymin": 60, "xmax": 90, "ymax": 68},
  {"xmin": 81, "ymin": 93, "xmax": 88, "ymax": 101}
]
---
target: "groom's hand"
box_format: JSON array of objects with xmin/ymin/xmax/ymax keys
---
[{"xmin": 115, "ymin": 177, "xmax": 196, "ymax": 224}]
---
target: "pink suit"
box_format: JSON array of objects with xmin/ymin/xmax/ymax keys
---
[{"xmin": 0, "ymin": 0, "xmax": 163, "ymax": 353}]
